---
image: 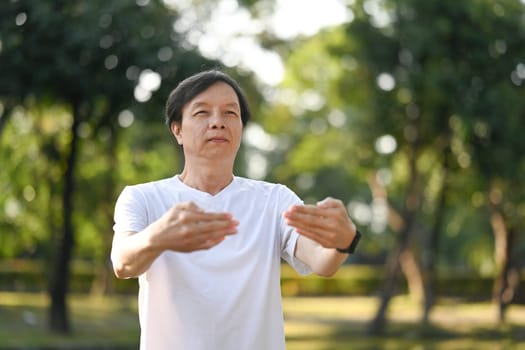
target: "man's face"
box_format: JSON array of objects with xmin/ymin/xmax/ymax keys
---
[{"xmin": 171, "ymin": 81, "xmax": 243, "ymax": 162}]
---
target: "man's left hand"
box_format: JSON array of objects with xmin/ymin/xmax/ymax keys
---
[{"xmin": 283, "ymin": 197, "xmax": 356, "ymax": 251}]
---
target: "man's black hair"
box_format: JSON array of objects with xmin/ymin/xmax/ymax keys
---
[{"xmin": 165, "ymin": 70, "xmax": 251, "ymax": 127}]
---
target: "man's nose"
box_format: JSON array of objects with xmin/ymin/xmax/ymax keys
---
[{"xmin": 209, "ymin": 110, "xmax": 225, "ymax": 129}]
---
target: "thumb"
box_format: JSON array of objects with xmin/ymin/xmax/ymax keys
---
[
  {"xmin": 317, "ymin": 197, "xmax": 336, "ymax": 208},
  {"xmin": 180, "ymin": 201, "xmax": 205, "ymax": 212}
]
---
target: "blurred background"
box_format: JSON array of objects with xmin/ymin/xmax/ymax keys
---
[{"xmin": 1, "ymin": 0, "xmax": 525, "ymax": 349}]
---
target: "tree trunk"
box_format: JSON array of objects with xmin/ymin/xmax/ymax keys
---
[
  {"xmin": 90, "ymin": 123, "xmax": 117, "ymax": 295},
  {"xmin": 421, "ymin": 146, "xmax": 450, "ymax": 324},
  {"xmin": 48, "ymin": 101, "xmax": 81, "ymax": 334},
  {"xmin": 368, "ymin": 147, "xmax": 421, "ymax": 335},
  {"xmin": 0, "ymin": 103, "xmax": 13, "ymax": 142},
  {"xmin": 368, "ymin": 220, "xmax": 415, "ymax": 334},
  {"xmin": 489, "ymin": 198, "xmax": 519, "ymax": 324},
  {"xmin": 400, "ymin": 248, "xmax": 424, "ymax": 302}
]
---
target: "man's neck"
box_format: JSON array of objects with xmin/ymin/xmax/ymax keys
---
[{"xmin": 178, "ymin": 164, "xmax": 234, "ymax": 195}]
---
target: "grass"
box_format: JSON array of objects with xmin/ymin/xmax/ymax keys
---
[
  {"xmin": 0, "ymin": 292, "xmax": 139, "ymax": 349},
  {"xmin": 283, "ymin": 296, "xmax": 525, "ymax": 350},
  {"xmin": 1, "ymin": 292, "xmax": 525, "ymax": 349}
]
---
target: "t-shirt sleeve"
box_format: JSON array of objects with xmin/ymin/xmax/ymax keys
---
[
  {"xmin": 113, "ymin": 185, "xmax": 149, "ymax": 234},
  {"xmin": 278, "ymin": 185, "xmax": 312, "ymax": 276}
]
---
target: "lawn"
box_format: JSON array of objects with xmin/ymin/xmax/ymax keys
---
[
  {"xmin": 1, "ymin": 292, "xmax": 524, "ymax": 349},
  {"xmin": 284, "ymin": 296, "xmax": 525, "ymax": 350}
]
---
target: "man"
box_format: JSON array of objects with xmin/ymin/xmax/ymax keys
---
[{"xmin": 111, "ymin": 70, "xmax": 361, "ymax": 349}]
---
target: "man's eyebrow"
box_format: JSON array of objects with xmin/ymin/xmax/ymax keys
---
[
  {"xmin": 190, "ymin": 101, "xmax": 239, "ymax": 108},
  {"xmin": 224, "ymin": 102, "xmax": 240, "ymax": 109},
  {"xmin": 190, "ymin": 101, "xmax": 209, "ymax": 109}
]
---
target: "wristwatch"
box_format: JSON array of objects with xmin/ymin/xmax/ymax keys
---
[{"xmin": 336, "ymin": 230, "xmax": 361, "ymax": 254}]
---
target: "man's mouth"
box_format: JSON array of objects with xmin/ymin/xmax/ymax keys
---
[{"xmin": 208, "ymin": 137, "xmax": 228, "ymax": 143}]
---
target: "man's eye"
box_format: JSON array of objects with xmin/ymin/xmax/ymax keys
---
[
  {"xmin": 194, "ymin": 110, "xmax": 208, "ymax": 116},
  {"xmin": 226, "ymin": 111, "xmax": 238, "ymax": 117}
]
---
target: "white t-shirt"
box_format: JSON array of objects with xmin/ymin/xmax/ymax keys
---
[{"xmin": 112, "ymin": 175, "xmax": 311, "ymax": 350}]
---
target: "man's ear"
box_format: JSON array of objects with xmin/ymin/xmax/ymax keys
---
[{"xmin": 171, "ymin": 122, "xmax": 183, "ymax": 145}]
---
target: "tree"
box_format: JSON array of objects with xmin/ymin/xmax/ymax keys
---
[
  {"xmin": 341, "ymin": 0, "xmax": 525, "ymax": 330},
  {"xmin": 0, "ymin": 0, "xmax": 214, "ymax": 333},
  {"xmin": 261, "ymin": 0, "xmax": 525, "ymax": 333}
]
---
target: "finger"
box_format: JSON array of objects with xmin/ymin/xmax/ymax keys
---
[
  {"xmin": 284, "ymin": 208, "xmax": 340, "ymax": 232},
  {"xmin": 284, "ymin": 204, "xmax": 340, "ymax": 220},
  {"xmin": 175, "ymin": 201, "xmax": 205, "ymax": 212},
  {"xmin": 175, "ymin": 209, "xmax": 235, "ymax": 227},
  {"xmin": 284, "ymin": 204, "xmax": 318, "ymax": 216},
  {"xmin": 197, "ymin": 236, "xmax": 227, "ymax": 250},
  {"xmin": 284, "ymin": 211, "xmax": 333, "ymax": 238},
  {"xmin": 285, "ymin": 211, "xmax": 345, "ymax": 248},
  {"xmin": 293, "ymin": 225, "xmax": 333, "ymax": 247},
  {"xmin": 190, "ymin": 211, "xmax": 235, "ymax": 223},
  {"xmin": 191, "ymin": 218, "xmax": 239, "ymax": 240},
  {"xmin": 287, "ymin": 222, "xmax": 332, "ymax": 245},
  {"xmin": 284, "ymin": 212, "xmax": 329, "ymax": 233},
  {"xmin": 204, "ymin": 222, "xmax": 239, "ymax": 237},
  {"xmin": 194, "ymin": 221, "xmax": 240, "ymax": 250},
  {"xmin": 317, "ymin": 197, "xmax": 343, "ymax": 209}
]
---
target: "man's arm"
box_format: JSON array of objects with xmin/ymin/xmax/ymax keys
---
[
  {"xmin": 111, "ymin": 228, "xmax": 165, "ymax": 279},
  {"xmin": 111, "ymin": 202, "xmax": 239, "ymax": 279},
  {"xmin": 283, "ymin": 197, "xmax": 358, "ymax": 277}
]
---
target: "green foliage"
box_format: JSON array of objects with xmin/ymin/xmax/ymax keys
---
[
  {"xmin": 2, "ymin": 0, "xmax": 525, "ymax": 299},
  {"xmin": 0, "ymin": 0, "xmax": 217, "ymax": 264},
  {"xmin": 263, "ymin": 0, "xmax": 525, "ymax": 273},
  {"xmin": 0, "ymin": 104, "xmax": 67, "ymax": 259}
]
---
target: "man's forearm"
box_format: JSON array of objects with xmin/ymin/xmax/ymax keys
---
[
  {"xmin": 295, "ymin": 236, "xmax": 348, "ymax": 277},
  {"xmin": 111, "ymin": 228, "xmax": 162, "ymax": 279},
  {"xmin": 310, "ymin": 244, "xmax": 348, "ymax": 277}
]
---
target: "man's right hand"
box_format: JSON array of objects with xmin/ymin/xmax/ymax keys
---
[
  {"xmin": 111, "ymin": 202, "xmax": 239, "ymax": 278},
  {"xmin": 150, "ymin": 201, "xmax": 239, "ymax": 252}
]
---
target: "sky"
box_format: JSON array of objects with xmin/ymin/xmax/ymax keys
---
[{"xmin": 164, "ymin": 0, "xmax": 351, "ymax": 85}]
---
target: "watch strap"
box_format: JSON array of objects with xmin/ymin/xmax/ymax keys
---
[{"xmin": 336, "ymin": 229, "xmax": 361, "ymax": 254}]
